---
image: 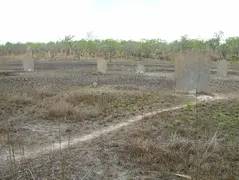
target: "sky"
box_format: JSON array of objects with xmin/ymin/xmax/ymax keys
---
[{"xmin": 0, "ymin": 0, "xmax": 238, "ymax": 43}]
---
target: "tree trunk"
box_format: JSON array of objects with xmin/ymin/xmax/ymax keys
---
[
  {"xmin": 109, "ymin": 53, "xmax": 112, "ymax": 62},
  {"xmin": 76, "ymin": 50, "xmax": 81, "ymax": 60}
]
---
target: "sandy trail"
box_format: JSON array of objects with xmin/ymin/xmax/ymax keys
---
[{"xmin": 0, "ymin": 94, "xmax": 227, "ymax": 164}]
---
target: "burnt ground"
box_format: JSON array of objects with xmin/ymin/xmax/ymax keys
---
[
  {"xmin": 0, "ymin": 59, "xmax": 239, "ymax": 179},
  {"xmin": 1, "ymin": 60, "xmax": 239, "ymax": 91}
]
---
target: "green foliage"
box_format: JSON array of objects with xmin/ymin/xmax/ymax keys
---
[
  {"xmin": 5, "ymin": 42, "xmax": 12, "ymax": 47},
  {"xmin": 101, "ymin": 39, "xmax": 120, "ymax": 61},
  {"xmin": 0, "ymin": 45, "xmax": 4, "ymax": 55},
  {"xmin": 62, "ymin": 35, "xmax": 74, "ymax": 43},
  {"xmin": 206, "ymin": 31, "xmax": 223, "ymax": 51},
  {"xmin": 1, "ymin": 32, "xmax": 239, "ymax": 61},
  {"xmin": 120, "ymin": 40, "xmax": 140, "ymax": 58},
  {"xmin": 28, "ymin": 43, "xmax": 38, "ymax": 50},
  {"xmin": 186, "ymin": 102, "xmax": 194, "ymax": 111}
]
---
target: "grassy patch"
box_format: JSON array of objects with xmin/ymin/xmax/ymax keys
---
[
  {"xmin": 0, "ymin": 86, "xmax": 190, "ymax": 153},
  {"xmin": 116, "ymin": 99, "xmax": 239, "ymax": 179},
  {"xmin": 35, "ymin": 86, "xmax": 189, "ymax": 121}
]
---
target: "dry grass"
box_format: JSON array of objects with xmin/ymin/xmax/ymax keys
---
[
  {"xmin": 8, "ymin": 93, "xmax": 33, "ymax": 105},
  {"xmin": 0, "ymin": 86, "xmax": 190, "ymax": 153},
  {"xmin": 1, "ymin": 93, "xmax": 238, "ymax": 179},
  {"xmin": 115, "ymin": 99, "xmax": 239, "ymax": 179},
  {"xmin": 48, "ymin": 100, "xmax": 75, "ymax": 118},
  {"xmin": 32, "ymin": 86, "xmax": 188, "ymax": 121}
]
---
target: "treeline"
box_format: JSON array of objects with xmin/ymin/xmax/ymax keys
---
[{"xmin": 0, "ymin": 32, "xmax": 239, "ymax": 62}]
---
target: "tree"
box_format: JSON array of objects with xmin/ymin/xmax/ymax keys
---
[
  {"xmin": 0, "ymin": 45, "xmax": 4, "ymax": 56},
  {"xmin": 28, "ymin": 42, "xmax": 39, "ymax": 55},
  {"xmin": 5, "ymin": 42, "xmax": 12, "ymax": 55},
  {"xmin": 1, "ymin": 31, "xmax": 239, "ymax": 62},
  {"xmin": 139, "ymin": 39, "xmax": 152, "ymax": 59},
  {"xmin": 219, "ymin": 43, "xmax": 228, "ymax": 59},
  {"xmin": 206, "ymin": 31, "xmax": 224, "ymax": 51},
  {"xmin": 179, "ymin": 35, "xmax": 189, "ymax": 51},
  {"xmin": 73, "ymin": 39, "xmax": 87, "ymax": 60},
  {"xmin": 12, "ymin": 43, "xmax": 28, "ymax": 55},
  {"xmin": 62, "ymin": 35, "xmax": 75, "ymax": 58},
  {"xmin": 225, "ymin": 37, "xmax": 239, "ymax": 61},
  {"xmin": 102, "ymin": 39, "xmax": 119, "ymax": 62},
  {"xmin": 86, "ymin": 40, "xmax": 99, "ymax": 58},
  {"xmin": 121, "ymin": 40, "xmax": 140, "ymax": 59}
]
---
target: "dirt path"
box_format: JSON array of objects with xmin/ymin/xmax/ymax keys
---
[{"xmin": 0, "ymin": 94, "xmax": 228, "ymax": 165}]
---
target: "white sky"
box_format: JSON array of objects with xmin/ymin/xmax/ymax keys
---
[{"xmin": 0, "ymin": 0, "xmax": 238, "ymax": 43}]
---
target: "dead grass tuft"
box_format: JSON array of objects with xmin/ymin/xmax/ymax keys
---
[
  {"xmin": 124, "ymin": 138, "xmax": 182, "ymax": 171},
  {"xmin": 48, "ymin": 100, "xmax": 75, "ymax": 118}
]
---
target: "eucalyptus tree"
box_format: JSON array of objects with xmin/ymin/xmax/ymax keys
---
[
  {"xmin": 86, "ymin": 39, "xmax": 99, "ymax": 58},
  {"xmin": 101, "ymin": 39, "xmax": 120, "ymax": 62},
  {"xmin": 4, "ymin": 42, "xmax": 13, "ymax": 55},
  {"xmin": 61, "ymin": 35, "xmax": 75, "ymax": 58},
  {"xmin": 205, "ymin": 31, "xmax": 224, "ymax": 51},
  {"xmin": 44, "ymin": 41, "xmax": 58, "ymax": 59},
  {"xmin": 225, "ymin": 37, "xmax": 239, "ymax": 61},
  {"xmin": 1, "ymin": 31, "xmax": 239, "ymax": 62},
  {"xmin": 11, "ymin": 43, "xmax": 28, "ymax": 55},
  {"xmin": 73, "ymin": 39, "xmax": 87, "ymax": 60},
  {"xmin": 0, "ymin": 45, "xmax": 4, "ymax": 56},
  {"xmin": 120, "ymin": 40, "xmax": 140, "ymax": 59}
]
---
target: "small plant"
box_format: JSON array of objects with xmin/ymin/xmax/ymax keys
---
[{"xmin": 186, "ymin": 102, "xmax": 193, "ymax": 111}]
